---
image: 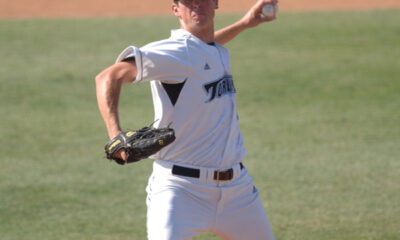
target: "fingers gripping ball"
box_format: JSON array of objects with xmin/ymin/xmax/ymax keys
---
[
  {"xmin": 262, "ymin": 4, "xmax": 278, "ymax": 18},
  {"xmin": 105, "ymin": 126, "xmax": 176, "ymax": 165}
]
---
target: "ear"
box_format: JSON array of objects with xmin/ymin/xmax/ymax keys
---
[{"xmin": 171, "ymin": 3, "xmax": 180, "ymax": 17}]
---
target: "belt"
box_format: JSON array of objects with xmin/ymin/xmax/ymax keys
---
[{"xmin": 172, "ymin": 163, "xmax": 244, "ymax": 181}]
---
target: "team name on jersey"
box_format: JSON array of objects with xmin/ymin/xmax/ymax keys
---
[{"xmin": 203, "ymin": 75, "xmax": 236, "ymax": 102}]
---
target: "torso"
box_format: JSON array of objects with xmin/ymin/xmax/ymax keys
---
[{"xmin": 117, "ymin": 29, "xmax": 246, "ymax": 168}]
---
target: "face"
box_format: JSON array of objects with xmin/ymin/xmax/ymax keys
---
[{"xmin": 172, "ymin": 0, "xmax": 219, "ymax": 31}]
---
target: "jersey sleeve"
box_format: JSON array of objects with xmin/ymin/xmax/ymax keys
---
[{"xmin": 116, "ymin": 41, "xmax": 190, "ymax": 84}]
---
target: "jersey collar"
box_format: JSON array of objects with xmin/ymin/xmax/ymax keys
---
[{"xmin": 171, "ymin": 29, "xmax": 217, "ymax": 47}]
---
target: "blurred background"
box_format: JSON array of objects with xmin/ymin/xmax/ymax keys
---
[
  {"xmin": 1, "ymin": 0, "xmax": 400, "ymax": 18},
  {"xmin": 1, "ymin": 1, "xmax": 399, "ymax": 240}
]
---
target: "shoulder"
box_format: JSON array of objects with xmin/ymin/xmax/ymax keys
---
[
  {"xmin": 215, "ymin": 42, "xmax": 230, "ymax": 56},
  {"xmin": 137, "ymin": 38, "xmax": 189, "ymax": 64},
  {"xmin": 142, "ymin": 37, "xmax": 188, "ymax": 55}
]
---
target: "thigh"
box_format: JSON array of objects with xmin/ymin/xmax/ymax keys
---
[
  {"xmin": 146, "ymin": 173, "xmax": 215, "ymax": 240},
  {"xmin": 214, "ymin": 173, "xmax": 275, "ymax": 240},
  {"xmin": 217, "ymin": 196, "xmax": 275, "ymax": 240}
]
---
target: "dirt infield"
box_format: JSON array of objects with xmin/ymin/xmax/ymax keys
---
[{"xmin": 1, "ymin": 0, "xmax": 400, "ymax": 18}]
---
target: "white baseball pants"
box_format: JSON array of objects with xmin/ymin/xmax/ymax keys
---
[{"xmin": 146, "ymin": 160, "xmax": 276, "ymax": 240}]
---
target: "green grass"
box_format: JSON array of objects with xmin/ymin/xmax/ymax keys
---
[{"xmin": 1, "ymin": 10, "xmax": 399, "ymax": 240}]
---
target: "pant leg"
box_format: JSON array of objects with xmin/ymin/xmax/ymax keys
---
[
  {"xmin": 215, "ymin": 196, "xmax": 275, "ymax": 240},
  {"xmin": 213, "ymin": 170, "xmax": 276, "ymax": 240},
  {"xmin": 146, "ymin": 173, "xmax": 217, "ymax": 240}
]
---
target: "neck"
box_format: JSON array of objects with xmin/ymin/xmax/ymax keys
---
[{"xmin": 181, "ymin": 24, "xmax": 215, "ymax": 44}]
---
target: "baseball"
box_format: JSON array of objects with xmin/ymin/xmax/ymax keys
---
[{"xmin": 262, "ymin": 4, "xmax": 278, "ymax": 18}]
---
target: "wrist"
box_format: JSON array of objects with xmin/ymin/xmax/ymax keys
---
[
  {"xmin": 236, "ymin": 17, "xmax": 250, "ymax": 32},
  {"xmin": 108, "ymin": 128, "xmax": 122, "ymax": 140}
]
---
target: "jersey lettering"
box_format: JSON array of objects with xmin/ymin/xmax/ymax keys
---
[{"xmin": 203, "ymin": 75, "xmax": 236, "ymax": 102}]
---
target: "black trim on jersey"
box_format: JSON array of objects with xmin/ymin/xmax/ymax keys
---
[
  {"xmin": 162, "ymin": 79, "xmax": 187, "ymax": 106},
  {"xmin": 122, "ymin": 56, "xmax": 135, "ymax": 62}
]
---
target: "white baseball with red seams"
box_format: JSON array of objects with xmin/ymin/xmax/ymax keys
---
[{"xmin": 262, "ymin": 4, "xmax": 278, "ymax": 18}]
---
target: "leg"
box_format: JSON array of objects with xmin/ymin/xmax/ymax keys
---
[
  {"xmin": 213, "ymin": 171, "xmax": 276, "ymax": 240},
  {"xmin": 216, "ymin": 195, "xmax": 275, "ymax": 240},
  {"xmin": 146, "ymin": 173, "xmax": 215, "ymax": 240}
]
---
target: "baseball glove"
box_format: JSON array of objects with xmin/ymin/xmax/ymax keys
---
[{"xmin": 104, "ymin": 126, "xmax": 175, "ymax": 165}]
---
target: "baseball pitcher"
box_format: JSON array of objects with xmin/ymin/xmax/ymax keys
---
[{"xmin": 96, "ymin": 0, "xmax": 278, "ymax": 239}]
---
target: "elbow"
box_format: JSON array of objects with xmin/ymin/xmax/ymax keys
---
[
  {"xmin": 95, "ymin": 71, "xmax": 106, "ymax": 85},
  {"xmin": 95, "ymin": 70, "xmax": 112, "ymax": 88}
]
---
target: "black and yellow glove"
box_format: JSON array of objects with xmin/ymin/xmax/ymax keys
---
[{"xmin": 104, "ymin": 126, "xmax": 175, "ymax": 165}]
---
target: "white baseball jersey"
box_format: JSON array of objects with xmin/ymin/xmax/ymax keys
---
[{"xmin": 116, "ymin": 29, "xmax": 246, "ymax": 168}]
